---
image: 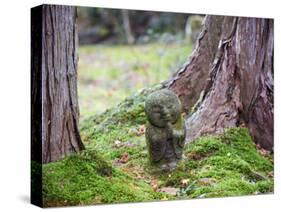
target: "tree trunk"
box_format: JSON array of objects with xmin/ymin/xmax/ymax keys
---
[
  {"xmin": 122, "ymin": 9, "xmax": 135, "ymax": 44},
  {"xmin": 166, "ymin": 15, "xmax": 273, "ymax": 151},
  {"xmin": 39, "ymin": 5, "xmax": 84, "ymax": 163}
]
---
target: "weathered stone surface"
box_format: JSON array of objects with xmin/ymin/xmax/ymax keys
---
[
  {"xmin": 157, "ymin": 187, "xmax": 180, "ymax": 196},
  {"xmin": 145, "ymin": 89, "xmax": 186, "ymax": 171}
]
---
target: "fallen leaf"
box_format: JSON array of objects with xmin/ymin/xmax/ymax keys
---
[
  {"xmin": 188, "ymin": 151, "xmax": 203, "ymax": 160},
  {"xmin": 267, "ymin": 171, "xmax": 274, "ymax": 178},
  {"xmin": 256, "ymin": 144, "xmax": 270, "ymax": 156},
  {"xmin": 180, "ymin": 179, "xmax": 190, "ymax": 187},
  {"xmin": 132, "ymin": 169, "xmax": 145, "ymax": 180},
  {"xmin": 150, "ymin": 179, "xmax": 159, "ymax": 191},
  {"xmin": 239, "ymin": 122, "xmax": 246, "ymax": 128},
  {"xmin": 117, "ymin": 152, "xmax": 130, "ymax": 163},
  {"xmin": 137, "ymin": 125, "xmax": 146, "ymax": 136}
]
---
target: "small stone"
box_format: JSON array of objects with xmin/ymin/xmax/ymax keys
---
[
  {"xmin": 113, "ymin": 140, "xmax": 123, "ymax": 148},
  {"xmin": 158, "ymin": 187, "xmax": 180, "ymax": 196},
  {"xmin": 251, "ymin": 171, "xmax": 267, "ymax": 181},
  {"xmin": 197, "ymin": 178, "xmax": 215, "ymax": 186}
]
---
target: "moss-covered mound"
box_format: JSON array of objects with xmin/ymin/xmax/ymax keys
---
[
  {"xmin": 42, "ymin": 88, "xmax": 273, "ymax": 207},
  {"xmin": 160, "ymin": 128, "xmax": 273, "ymax": 198},
  {"xmin": 43, "ymin": 149, "xmax": 163, "ymax": 207}
]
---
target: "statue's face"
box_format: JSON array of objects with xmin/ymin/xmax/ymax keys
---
[{"xmin": 145, "ymin": 89, "xmax": 182, "ymax": 127}]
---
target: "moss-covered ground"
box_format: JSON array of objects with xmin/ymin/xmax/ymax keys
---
[{"xmin": 42, "ymin": 87, "xmax": 274, "ymax": 207}]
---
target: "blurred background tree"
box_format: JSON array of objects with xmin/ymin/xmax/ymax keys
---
[
  {"xmin": 77, "ymin": 7, "xmax": 204, "ymax": 118},
  {"xmin": 77, "ymin": 7, "xmax": 203, "ymax": 45}
]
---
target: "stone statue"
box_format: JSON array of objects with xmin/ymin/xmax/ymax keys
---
[{"xmin": 145, "ymin": 89, "xmax": 186, "ymax": 171}]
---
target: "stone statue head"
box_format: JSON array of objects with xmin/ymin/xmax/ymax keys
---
[{"xmin": 145, "ymin": 89, "xmax": 182, "ymax": 128}]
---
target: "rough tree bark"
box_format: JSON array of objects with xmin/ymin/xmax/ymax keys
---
[
  {"xmin": 166, "ymin": 15, "xmax": 273, "ymax": 151},
  {"xmin": 40, "ymin": 5, "xmax": 84, "ymax": 163}
]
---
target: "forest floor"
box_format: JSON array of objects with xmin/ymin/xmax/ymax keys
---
[
  {"xmin": 40, "ymin": 43, "xmax": 274, "ymax": 207},
  {"xmin": 42, "ymin": 87, "xmax": 274, "ymax": 207}
]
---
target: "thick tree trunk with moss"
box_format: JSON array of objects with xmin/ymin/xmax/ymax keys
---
[
  {"xmin": 167, "ymin": 15, "xmax": 273, "ymax": 151},
  {"xmin": 40, "ymin": 5, "xmax": 84, "ymax": 163}
]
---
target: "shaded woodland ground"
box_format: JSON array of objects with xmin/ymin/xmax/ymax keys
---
[
  {"xmin": 42, "ymin": 88, "xmax": 273, "ymax": 206},
  {"xmin": 41, "ymin": 41, "xmax": 273, "ymax": 206}
]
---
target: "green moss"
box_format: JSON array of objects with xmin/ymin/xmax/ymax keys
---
[
  {"xmin": 159, "ymin": 128, "xmax": 274, "ymax": 198},
  {"xmin": 78, "ymin": 92, "xmax": 273, "ymax": 202},
  {"xmin": 43, "ymin": 88, "xmax": 273, "ymax": 206},
  {"xmin": 256, "ymin": 180, "xmax": 274, "ymax": 193},
  {"xmin": 79, "ymin": 87, "xmax": 161, "ymax": 162},
  {"xmin": 190, "ymin": 179, "xmax": 258, "ymax": 198},
  {"xmin": 221, "ymin": 128, "xmax": 273, "ymax": 173},
  {"xmin": 43, "ymin": 149, "xmax": 163, "ymax": 207}
]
